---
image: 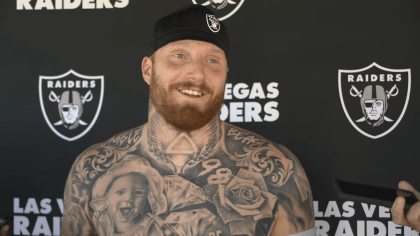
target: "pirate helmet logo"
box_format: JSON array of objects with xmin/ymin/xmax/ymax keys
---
[
  {"xmin": 206, "ymin": 14, "xmax": 220, "ymax": 32},
  {"xmin": 39, "ymin": 70, "xmax": 104, "ymax": 141},
  {"xmin": 339, "ymin": 63, "xmax": 410, "ymax": 139},
  {"xmin": 192, "ymin": 0, "xmax": 244, "ymax": 21},
  {"xmin": 49, "ymin": 90, "xmax": 94, "ymax": 130}
]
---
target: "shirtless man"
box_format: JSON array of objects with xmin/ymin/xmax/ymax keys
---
[{"xmin": 59, "ymin": 5, "xmax": 316, "ymax": 236}]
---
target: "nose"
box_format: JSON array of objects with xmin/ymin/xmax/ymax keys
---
[
  {"xmin": 186, "ymin": 59, "xmax": 205, "ymax": 84},
  {"xmin": 372, "ymin": 104, "xmax": 377, "ymax": 110},
  {"xmin": 123, "ymin": 193, "xmax": 134, "ymax": 204}
]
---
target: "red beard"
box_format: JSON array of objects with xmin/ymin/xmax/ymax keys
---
[{"xmin": 149, "ymin": 70, "xmax": 224, "ymax": 132}]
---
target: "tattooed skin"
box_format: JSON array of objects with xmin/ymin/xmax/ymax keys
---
[{"xmin": 61, "ymin": 103, "xmax": 315, "ymax": 236}]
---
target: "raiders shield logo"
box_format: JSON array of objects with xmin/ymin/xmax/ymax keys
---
[
  {"xmin": 339, "ymin": 63, "xmax": 411, "ymax": 139},
  {"xmin": 39, "ymin": 69, "xmax": 104, "ymax": 141},
  {"xmin": 192, "ymin": 0, "xmax": 244, "ymax": 21}
]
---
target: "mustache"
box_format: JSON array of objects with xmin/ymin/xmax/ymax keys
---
[{"xmin": 169, "ymin": 81, "xmax": 212, "ymax": 94}]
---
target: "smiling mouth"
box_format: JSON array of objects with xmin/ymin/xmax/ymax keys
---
[
  {"xmin": 178, "ymin": 89, "xmax": 204, "ymax": 97},
  {"xmin": 120, "ymin": 207, "xmax": 133, "ymax": 216}
]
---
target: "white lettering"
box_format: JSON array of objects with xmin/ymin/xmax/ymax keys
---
[
  {"xmin": 266, "ymin": 82, "xmax": 279, "ymax": 99},
  {"xmin": 361, "ymin": 203, "xmax": 376, "ymax": 218},
  {"xmin": 17, "ymin": 0, "xmax": 33, "ymax": 9},
  {"xmin": 404, "ymin": 226, "xmax": 419, "ymax": 236},
  {"xmin": 249, "ymin": 82, "xmax": 265, "ymax": 99},
  {"xmin": 387, "ymin": 74, "xmax": 394, "ymax": 81},
  {"xmin": 55, "ymin": 0, "xmax": 62, "ymax": 9},
  {"xmin": 53, "ymin": 217, "xmax": 61, "ymax": 235},
  {"xmin": 315, "ymin": 220, "xmax": 330, "ymax": 236},
  {"xmin": 14, "ymin": 198, "xmax": 24, "ymax": 213},
  {"xmin": 233, "ymin": 83, "xmax": 249, "ymax": 99},
  {"xmin": 379, "ymin": 206, "xmax": 390, "ymax": 218},
  {"xmin": 96, "ymin": 0, "xmax": 112, "ymax": 8},
  {"xmin": 357, "ymin": 221, "xmax": 365, "ymax": 236},
  {"xmin": 263, "ymin": 101, "xmax": 279, "ymax": 122},
  {"xmin": 380, "ymin": 74, "xmax": 385, "ymax": 82},
  {"xmin": 224, "ymin": 83, "xmax": 232, "ymax": 100},
  {"xmin": 324, "ymin": 201, "xmax": 341, "ymax": 217},
  {"xmin": 68, "ymin": 80, "xmax": 75, "ymax": 88},
  {"xmin": 396, "ymin": 74, "xmax": 402, "ymax": 81},
  {"xmin": 55, "ymin": 81, "xmax": 62, "ymax": 88},
  {"xmin": 14, "ymin": 216, "xmax": 30, "ymax": 235},
  {"xmin": 114, "ymin": 0, "xmax": 128, "ymax": 8},
  {"xmin": 388, "ymin": 221, "xmax": 402, "ymax": 236},
  {"xmin": 348, "ymin": 75, "xmax": 354, "ymax": 82},
  {"xmin": 47, "ymin": 81, "xmax": 53, "ymax": 88},
  {"xmin": 342, "ymin": 201, "xmax": 355, "ymax": 218},
  {"xmin": 230, "ymin": 102, "xmax": 243, "ymax": 122},
  {"xmin": 356, "ymin": 75, "xmax": 363, "ymax": 82},
  {"xmin": 57, "ymin": 198, "xmax": 64, "ymax": 214},
  {"xmin": 245, "ymin": 102, "xmax": 262, "ymax": 122},
  {"xmin": 371, "ymin": 74, "xmax": 378, "ymax": 82},
  {"xmin": 313, "ymin": 201, "xmax": 324, "ymax": 217},
  {"xmin": 366, "ymin": 221, "xmax": 386, "ymax": 236},
  {"xmin": 32, "ymin": 216, "xmax": 52, "ymax": 236},
  {"xmin": 40, "ymin": 198, "xmax": 52, "ymax": 214},
  {"xmin": 24, "ymin": 198, "xmax": 40, "ymax": 214},
  {"xmin": 90, "ymin": 80, "xmax": 96, "ymax": 88},
  {"xmin": 334, "ymin": 220, "xmax": 353, "ymax": 236},
  {"xmin": 82, "ymin": 80, "xmax": 89, "ymax": 88},
  {"xmin": 35, "ymin": 0, "xmax": 54, "ymax": 9},
  {"xmin": 220, "ymin": 104, "xmax": 228, "ymax": 121},
  {"xmin": 76, "ymin": 80, "xmax": 81, "ymax": 88},
  {"xmin": 64, "ymin": 0, "xmax": 81, "ymax": 9},
  {"xmin": 82, "ymin": 0, "xmax": 95, "ymax": 9}
]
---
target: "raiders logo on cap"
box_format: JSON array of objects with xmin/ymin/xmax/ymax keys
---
[{"xmin": 206, "ymin": 14, "xmax": 220, "ymax": 32}]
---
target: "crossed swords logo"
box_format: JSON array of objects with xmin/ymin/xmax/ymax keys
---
[
  {"xmin": 49, "ymin": 90, "xmax": 93, "ymax": 126},
  {"xmin": 350, "ymin": 84, "xmax": 399, "ymax": 123}
]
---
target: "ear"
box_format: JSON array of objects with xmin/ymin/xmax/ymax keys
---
[{"xmin": 142, "ymin": 56, "xmax": 153, "ymax": 85}]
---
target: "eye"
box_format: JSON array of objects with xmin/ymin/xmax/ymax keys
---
[
  {"xmin": 72, "ymin": 106, "xmax": 77, "ymax": 110},
  {"xmin": 208, "ymin": 59, "xmax": 218, "ymax": 64},
  {"xmin": 174, "ymin": 54, "xmax": 184, "ymax": 59},
  {"xmin": 375, "ymin": 102, "xmax": 382, "ymax": 106},
  {"xmin": 134, "ymin": 190, "xmax": 143, "ymax": 195},
  {"xmin": 116, "ymin": 190, "xmax": 124, "ymax": 195}
]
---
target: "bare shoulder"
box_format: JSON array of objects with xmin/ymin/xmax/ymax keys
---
[
  {"xmin": 222, "ymin": 122, "xmax": 315, "ymax": 235},
  {"xmin": 60, "ymin": 125, "xmax": 145, "ymax": 236}
]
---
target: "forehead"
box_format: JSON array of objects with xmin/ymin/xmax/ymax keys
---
[
  {"xmin": 157, "ymin": 39, "xmax": 225, "ymax": 55},
  {"xmin": 110, "ymin": 173, "xmax": 147, "ymax": 186}
]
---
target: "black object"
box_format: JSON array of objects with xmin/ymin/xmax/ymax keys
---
[
  {"xmin": 0, "ymin": 216, "xmax": 13, "ymax": 229},
  {"xmin": 332, "ymin": 179, "xmax": 418, "ymax": 214},
  {"xmin": 148, "ymin": 4, "xmax": 230, "ymax": 57}
]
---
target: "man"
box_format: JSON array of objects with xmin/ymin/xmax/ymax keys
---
[
  {"xmin": 59, "ymin": 5, "xmax": 316, "ymax": 236},
  {"xmin": 359, "ymin": 85, "xmax": 388, "ymax": 127}
]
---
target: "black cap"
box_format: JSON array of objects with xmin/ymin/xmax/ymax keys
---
[{"xmin": 148, "ymin": 4, "xmax": 230, "ymax": 57}]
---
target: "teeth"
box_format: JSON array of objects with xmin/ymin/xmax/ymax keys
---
[{"xmin": 179, "ymin": 89, "xmax": 203, "ymax": 97}]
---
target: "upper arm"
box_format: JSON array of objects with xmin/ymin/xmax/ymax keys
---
[
  {"xmin": 61, "ymin": 147, "xmax": 99, "ymax": 236},
  {"xmin": 268, "ymin": 144, "xmax": 315, "ymax": 236}
]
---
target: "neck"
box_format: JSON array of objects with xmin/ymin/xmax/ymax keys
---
[{"xmin": 145, "ymin": 99, "xmax": 222, "ymax": 173}]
